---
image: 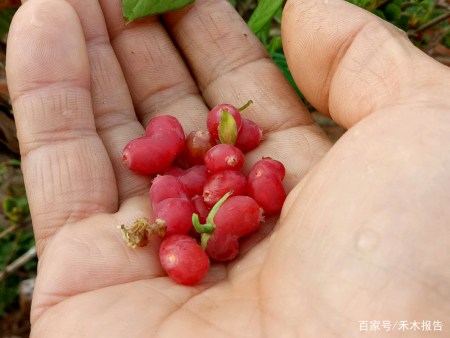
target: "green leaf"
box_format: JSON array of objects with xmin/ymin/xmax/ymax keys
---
[
  {"xmin": 247, "ymin": 0, "xmax": 284, "ymax": 34},
  {"xmin": 2, "ymin": 197, "xmax": 17, "ymax": 214},
  {"xmin": 122, "ymin": 0, "xmax": 195, "ymax": 22},
  {"xmin": 270, "ymin": 52, "xmax": 303, "ymax": 99},
  {"xmin": 385, "ymin": 4, "xmax": 402, "ymax": 22},
  {"xmin": 7, "ymin": 159, "xmax": 21, "ymax": 167},
  {"xmin": 0, "ymin": 8, "xmax": 16, "ymax": 37},
  {"xmin": 266, "ymin": 36, "xmax": 283, "ymax": 54},
  {"xmin": 371, "ymin": 9, "xmax": 386, "ymax": 20}
]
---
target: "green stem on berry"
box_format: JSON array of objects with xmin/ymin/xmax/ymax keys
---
[
  {"xmin": 207, "ymin": 191, "xmax": 233, "ymax": 227},
  {"xmin": 238, "ymin": 100, "xmax": 253, "ymax": 112},
  {"xmin": 218, "ymin": 111, "xmax": 237, "ymax": 145},
  {"xmin": 192, "ymin": 213, "xmax": 215, "ymax": 233},
  {"xmin": 200, "ymin": 233, "xmax": 212, "ymax": 250},
  {"xmin": 192, "ymin": 191, "xmax": 233, "ymax": 249}
]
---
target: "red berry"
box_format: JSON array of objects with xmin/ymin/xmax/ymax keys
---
[
  {"xmin": 159, "ymin": 234, "xmax": 210, "ymax": 285},
  {"xmin": 122, "ymin": 136, "xmax": 176, "ymax": 175},
  {"xmin": 162, "ymin": 166, "xmax": 184, "ymax": 177},
  {"xmin": 149, "ymin": 175, "xmax": 189, "ymax": 206},
  {"xmin": 216, "ymin": 196, "xmax": 262, "ymax": 237},
  {"xmin": 248, "ymin": 175, "xmax": 285, "ymax": 215},
  {"xmin": 178, "ymin": 165, "xmax": 209, "ymax": 197},
  {"xmin": 207, "ymin": 104, "xmax": 242, "ymax": 141},
  {"xmin": 122, "ymin": 115, "xmax": 186, "ymax": 175},
  {"xmin": 146, "ymin": 115, "xmax": 185, "ymax": 157},
  {"xmin": 235, "ymin": 118, "xmax": 262, "ymax": 153},
  {"xmin": 248, "ymin": 158, "xmax": 286, "ymax": 181},
  {"xmin": 206, "ymin": 234, "xmax": 239, "ymax": 262},
  {"xmin": 153, "ymin": 198, "xmax": 194, "ymax": 236},
  {"xmin": 204, "ymin": 144, "xmax": 245, "ymax": 174},
  {"xmin": 145, "ymin": 115, "xmax": 185, "ymax": 142},
  {"xmin": 203, "ymin": 170, "xmax": 247, "ymax": 206},
  {"xmin": 184, "ymin": 130, "xmax": 215, "ymax": 166},
  {"xmin": 191, "ymin": 195, "xmax": 211, "ymax": 224},
  {"xmin": 205, "ymin": 196, "xmax": 262, "ymax": 261}
]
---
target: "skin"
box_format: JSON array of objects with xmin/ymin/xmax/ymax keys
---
[{"xmin": 6, "ymin": 0, "xmax": 450, "ymax": 337}]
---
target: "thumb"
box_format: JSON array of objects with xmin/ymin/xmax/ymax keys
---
[{"xmin": 282, "ymin": 0, "xmax": 450, "ymax": 128}]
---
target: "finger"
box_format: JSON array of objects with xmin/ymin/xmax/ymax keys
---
[
  {"xmin": 161, "ymin": 0, "xmax": 328, "ymax": 188},
  {"xmin": 97, "ymin": 0, "xmax": 327, "ymax": 190},
  {"xmin": 282, "ymin": 0, "xmax": 450, "ymax": 128},
  {"xmin": 163, "ymin": 0, "xmax": 314, "ymax": 131},
  {"xmin": 100, "ymin": 0, "xmax": 328, "ymax": 189},
  {"xmin": 58, "ymin": 0, "xmax": 151, "ymax": 201},
  {"xmin": 30, "ymin": 195, "xmax": 164, "ymax": 322},
  {"xmin": 98, "ymin": 0, "xmax": 208, "ymax": 133},
  {"xmin": 164, "ymin": 0, "xmax": 329, "ymax": 189},
  {"xmin": 7, "ymin": 0, "xmax": 117, "ymax": 253}
]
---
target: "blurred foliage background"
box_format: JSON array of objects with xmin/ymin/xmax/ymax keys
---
[{"xmin": 0, "ymin": 0, "xmax": 449, "ymax": 336}]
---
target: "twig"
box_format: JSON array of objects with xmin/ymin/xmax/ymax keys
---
[
  {"xmin": 0, "ymin": 245, "xmax": 36, "ymax": 282},
  {"xmin": 407, "ymin": 11, "xmax": 450, "ymax": 38},
  {"xmin": 0, "ymin": 223, "xmax": 17, "ymax": 239}
]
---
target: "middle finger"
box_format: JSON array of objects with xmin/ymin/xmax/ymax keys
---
[{"xmin": 99, "ymin": 0, "xmax": 209, "ymax": 133}]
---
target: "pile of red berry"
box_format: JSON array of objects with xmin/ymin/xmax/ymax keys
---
[{"xmin": 119, "ymin": 101, "xmax": 287, "ymax": 285}]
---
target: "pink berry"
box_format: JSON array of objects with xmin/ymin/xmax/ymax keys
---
[
  {"xmin": 207, "ymin": 104, "xmax": 242, "ymax": 141},
  {"xmin": 145, "ymin": 115, "xmax": 185, "ymax": 141},
  {"xmin": 153, "ymin": 198, "xmax": 194, "ymax": 236},
  {"xmin": 149, "ymin": 175, "xmax": 189, "ymax": 206},
  {"xmin": 191, "ymin": 195, "xmax": 211, "ymax": 224},
  {"xmin": 122, "ymin": 136, "xmax": 176, "ymax": 175},
  {"xmin": 235, "ymin": 118, "xmax": 263, "ymax": 153},
  {"xmin": 205, "ymin": 196, "xmax": 262, "ymax": 261},
  {"xmin": 184, "ymin": 130, "xmax": 215, "ymax": 166},
  {"xmin": 122, "ymin": 115, "xmax": 186, "ymax": 175},
  {"xmin": 248, "ymin": 158, "xmax": 286, "ymax": 181},
  {"xmin": 248, "ymin": 176, "xmax": 285, "ymax": 215},
  {"xmin": 203, "ymin": 170, "xmax": 247, "ymax": 206},
  {"xmin": 162, "ymin": 166, "xmax": 184, "ymax": 177},
  {"xmin": 178, "ymin": 165, "xmax": 209, "ymax": 197},
  {"xmin": 146, "ymin": 115, "xmax": 185, "ymax": 157},
  {"xmin": 204, "ymin": 144, "xmax": 245, "ymax": 174},
  {"xmin": 159, "ymin": 234, "xmax": 210, "ymax": 285}
]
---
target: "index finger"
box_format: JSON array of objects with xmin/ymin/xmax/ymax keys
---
[{"xmin": 7, "ymin": 0, "xmax": 118, "ymax": 254}]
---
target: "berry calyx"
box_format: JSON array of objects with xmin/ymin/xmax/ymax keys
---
[
  {"xmin": 207, "ymin": 103, "xmax": 242, "ymax": 142},
  {"xmin": 118, "ymin": 218, "xmax": 150, "ymax": 248},
  {"xmin": 218, "ymin": 110, "xmax": 238, "ymax": 145}
]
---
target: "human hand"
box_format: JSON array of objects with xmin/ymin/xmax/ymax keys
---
[{"xmin": 6, "ymin": 0, "xmax": 450, "ymax": 337}]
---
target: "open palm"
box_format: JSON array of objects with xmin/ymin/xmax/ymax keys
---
[{"xmin": 7, "ymin": 0, "xmax": 450, "ymax": 337}]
